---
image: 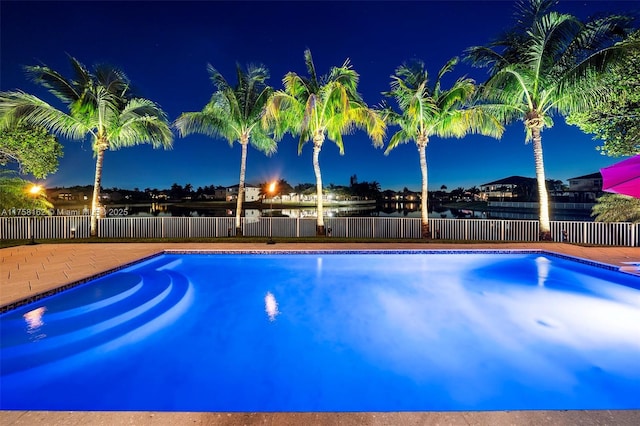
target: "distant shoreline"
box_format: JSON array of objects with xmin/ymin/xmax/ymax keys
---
[{"xmin": 51, "ymin": 199, "xmax": 377, "ymax": 211}]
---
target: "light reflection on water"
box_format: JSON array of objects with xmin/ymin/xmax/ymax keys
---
[
  {"xmin": 23, "ymin": 306, "xmax": 47, "ymax": 341},
  {"xmin": 264, "ymin": 292, "xmax": 279, "ymax": 321},
  {"xmin": 107, "ymin": 202, "xmax": 594, "ymax": 220},
  {"xmin": 536, "ymin": 256, "xmax": 551, "ymax": 287}
]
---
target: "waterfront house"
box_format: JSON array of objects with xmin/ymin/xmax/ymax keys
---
[
  {"xmin": 226, "ymin": 185, "xmax": 260, "ymax": 202},
  {"xmin": 479, "ymin": 176, "xmax": 536, "ymax": 201},
  {"xmin": 200, "ymin": 186, "xmax": 227, "ymax": 201},
  {"xmin": 567, "ymin": 172, "xmax": 603, "ymax": 202}
]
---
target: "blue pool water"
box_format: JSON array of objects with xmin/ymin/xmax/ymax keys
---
[{"xmin": 1, "ymin": 251, "xmax": 640, "ymax": 412}]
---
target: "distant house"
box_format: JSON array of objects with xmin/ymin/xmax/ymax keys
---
[
  {"xmin": 226, "ymin": 184, "xmax": 260, "ymax": 202},
  {"xmin": 49, "ymin": 186, "xmax": 91, "ymax": 201},
  {"xmin": 279, "ymin": 192, "xmax": 300, "ymax": 202},
  {"xmin": 381, "ymin": 190, "xmax": 396, "ymax": 201},
  {"xmin": 107, "ymin": 191, "xmax": 123, "ymax": 202},
  {"xmin": 379, "ymin": 190, "xmax": 421, "ymax": 203},
  {"xmin": 57, "ymin": 192, "xmax": 74, "ymax": 201},
  {"xmin": 480, "ymin": 176, "xmax": 536, "ymax": 200},
  {"xmin": 402, "ymin": 191, "xmax": 421, "ymax": 202},
  {"xmin": 567, "ymin": 172, "xmax": 602, "ymax": 202},
  {"xmin": 153, "ymin": 192, "xmax": 169, "ymax": 200},
  {"xmin": 200, "ymin": 187, "xmax": 227, "ymax": 201},
  {"xmin": 568, "ymin": 172, "xmax": 602, "ymax": 192},
  {"xmin": 214, "ymin": 187, "xmax": 227, "ymax": 200}
]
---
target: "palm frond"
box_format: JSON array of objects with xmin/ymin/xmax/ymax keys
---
[
  {"xmin": 384, "ymin": 128, "xmax": 413, "ymax": 155},
  {"xmin": 434, "ymin": 57, "xmax": 459, "ymax": 95},
  {"xmin": 471, "ymin": 0, "xmax": 636, "ymax": 129},
  {"xmin": 179, "ymin": 63, "xmax": 275, "ymax": 155},
  {"xmin": 68, "ymin": 55, "xmax": 92, "ymax": 89},
  {"xmin": 248, "ymin": 126, "xmax": 277, "ymax": 156},
  {"xmin": 23, "ymin": 63, "xmax": 81, "ymax": 105},
  {"xmin": 174, "ymin": 111, "xmax": 227, "ymax": 140},
  {"xmin": 514, "ymin": 0, "xmax": 557, "ymax": 32},
  {"xmin": 112, "ymin": 106, "xmax": 174, "ymax": 150},
  {"xmin": 348, "ymin": 106, "xmax": 386, "ymax": 147},
  {"xmin": 303, "ymin": 49, "xmax": 319, "ymax": 89},
  {"xmin": 0, "ymin": 90, "xmax": 92, "ymax": 140},
  {"xmin": 269, "ymin": 49, "xmax": 383, "ymax": 156},
  {"xmin": 94, "ymin": 64, "xmax": 131, "ymax": 100},
  {"xmin": 385, "ymin": 57, "xmax": 503, "ymax": 155},
  {"xmin": 207, "ymin": 64, "xmax": 232, "ymax": 93}
]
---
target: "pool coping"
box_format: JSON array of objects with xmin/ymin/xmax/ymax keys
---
[{"xmin": 2, "ymin": 248, "xmax": 636, "ymax": 314}]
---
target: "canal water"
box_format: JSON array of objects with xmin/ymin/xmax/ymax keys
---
[{"xmin": 96, "ymin": 202, "xmax": 594, "ymax": 221}]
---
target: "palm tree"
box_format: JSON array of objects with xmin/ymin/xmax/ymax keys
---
[
  {"xmin": 383, "ymin": 58, "xmax": 503, "ymax": 238},
  {"xmin": 175, "ymin": 64, "xmax": 276, "ymax": 236},
  {"xmin": 466, "ymin": 0, "xmax": 633, "ymax": 240},
  {"xmin": 264, "ymin": 49, "xmax": 385, "ymax": 235},
  {"xmin": 0, "ymin": 56, "xmax": 173, "ymax": 236},
  {"xmin": 592, "ymin": 194, "xmax": 640, "ymax": 223}
]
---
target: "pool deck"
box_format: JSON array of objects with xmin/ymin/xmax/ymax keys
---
[{"xmin": 1, "ymin": 241, "xmax": 639, "ymax": 425}]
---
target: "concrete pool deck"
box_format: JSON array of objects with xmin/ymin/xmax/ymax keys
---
[{"xmin": 1, "ymin": 241, "xmax": 639, "ymax": 425}]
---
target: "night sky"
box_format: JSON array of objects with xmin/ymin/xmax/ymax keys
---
[{"xmin": 1, "ymin": 1, "xmax": 637, "ymax": 191}]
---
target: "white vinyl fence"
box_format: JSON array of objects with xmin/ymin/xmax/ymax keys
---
[
  {"xmin": 1, "ymin": 216, "xmax": 638, "ymax": 246},
  {"xmin": 1, "ymin": 216, "xmax": 92, "ymax": 239}
]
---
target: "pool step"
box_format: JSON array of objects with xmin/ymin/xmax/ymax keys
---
[
  {"xmin": 0, "ymin": 270, "xmax": 192, "ymax": 376},
  {"xmin": 1, "ymin": 271, "xmax": 169, "ymax": 345},
  {"xmin": 125, "ymin": 254, "xmax": 183, "ymax": 273},
  {"xmin": 1, "ymin": 272, "xmax": 144, "ymax": 324}
]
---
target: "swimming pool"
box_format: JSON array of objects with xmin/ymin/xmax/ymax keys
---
[{"xmin": 1, "ymin": 250, "xmax": 639, "ymax": 411}]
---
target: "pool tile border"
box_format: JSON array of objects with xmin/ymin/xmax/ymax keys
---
[
  {"xmin": 164, "ymin": 248, "xmax": 625, "ymax": 272},
  {"xmin": 2, "ymin": 249, "xmax": 634, "ymax": 314}
]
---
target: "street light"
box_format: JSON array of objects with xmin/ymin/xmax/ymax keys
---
[
  {"xmin": 267, "ymin": 181, "xmax": 276, "ymax": 244},
  {"xmin": 29, "ymin": 184, "xmax": 42, "ymax": 245}
]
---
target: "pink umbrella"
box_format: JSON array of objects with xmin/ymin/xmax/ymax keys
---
[{"xmin": 600, "ymin": 154, "xmax": 640, "ymax": 199}]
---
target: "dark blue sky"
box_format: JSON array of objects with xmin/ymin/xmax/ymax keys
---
[{"xmin": 1, "ymin": 1, "xmax": 637, "ymax": 191}]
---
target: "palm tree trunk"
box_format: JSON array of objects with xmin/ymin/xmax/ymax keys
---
[
  {"xmin": 313, "ymin": 137, "xmax": 325, "ymax": 236},
  {"xmin": 531, "ymin": 127, "xmax": 552, "ymax": 240},
  {"xmin": 90, "ymin": 142, "xmax": 107, "ymax": 237},
  {"xmin": 418, "ymin": 140, "xmax": 430, "ymax": 239},
  {"xmin": 235, "ymin": 139, "xmax": 248, "ymax": 236}
]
